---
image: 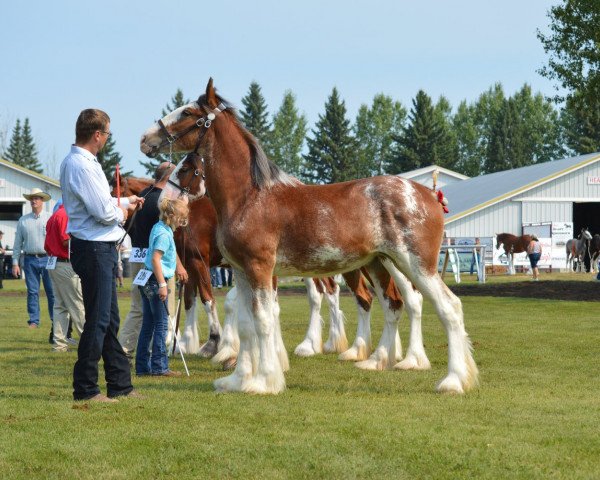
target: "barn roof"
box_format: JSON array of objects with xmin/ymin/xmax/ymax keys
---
[
  {"xmin": 442, "ymin": 152, "xmax": 600, "ymax": 224},
  {"xmin": 0, "ymin": 157, "xmax": 60, "ymax": 187}
]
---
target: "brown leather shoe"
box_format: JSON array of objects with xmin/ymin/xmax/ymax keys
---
[
  {"xmin": 84, "ymin": 393, "xmax": 118, "ymax": 403},
  {"xmin": 153, "ymin": 370, "xmax": 182, "ymax": 377},
  {"xmin": 124, "ymin": 390, "xmax": 145, "ymax": 399}
]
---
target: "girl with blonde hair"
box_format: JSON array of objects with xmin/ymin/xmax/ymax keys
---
[{"xmin": 136, "ymin": 197, "xmax": 189, "ymax": 376}]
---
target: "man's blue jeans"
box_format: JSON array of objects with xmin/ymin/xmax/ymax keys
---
[
  {"xmin": 136, "ymin": 281, "xmax": 170, "ymax": 375},
  {"xmin": 70, "ymin": 238, "xmax": 133, "ymax": 400},
  {"xmin": 23, "ymin": 255, "xmax": 54, "ymax": 326}
]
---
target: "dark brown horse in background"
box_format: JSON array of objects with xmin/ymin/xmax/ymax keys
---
[
  {"xmin": 589, "ymin": 234, "xmax": 600, "ymax": 273},
  {"xmin": 495, "ymin": 233, "xmax": 532, "ymax": 275}
]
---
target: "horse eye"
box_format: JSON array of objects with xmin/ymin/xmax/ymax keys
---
[{"xmin": 181, "ymin": 110, "xmax": 191, "ymax": 117}]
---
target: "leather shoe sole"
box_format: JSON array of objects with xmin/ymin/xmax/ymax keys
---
[{"xmin": 152, "ymin": 370, "xmax": 182, "ymax": 377}]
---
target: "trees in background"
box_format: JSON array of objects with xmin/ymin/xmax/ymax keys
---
[
  {"xmin": 266, "ymin": 91, "xmax": 307, "ymax": 178},
  {"xmin": 538, "ymin": 0, "xmax": 600, "ymax": 154},
  {"xmin": 240, "ymin": 81, "xmax": 271, "ymax": 147},
  {"xmin": 97, "ymin": 134, "xmax": 132, "ymax": 181},
  {"xmin": 302, "ymin": 88, "xmax": 359, "ymax": 184},
  {"xmin": 5, "ymin": 118, "xmax": 42, "ymax": 173}
]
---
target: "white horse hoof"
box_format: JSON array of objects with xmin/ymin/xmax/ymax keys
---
[
  {"xmin": 338, "ymin": 341, "xmax": 370, "ymax": 361},
  {"xmin": 324, "ymin": 335, "xmax": 349, "ymax": 354},
  {"xmin": 199, "ymin": 339, "xmax": 219, "ymax": 358},
  {"xmin": 294, "ymin": 339, "xmax": 321, "ymax": 357},
  {"xmin": 436, "ymin": 374, "xmax": 465, "ymax": 394},
  {"xmin": 214, "ymin": 373, "xmax": 244, "ymax": 393},
  {"xmin": 394, "ymin": 354, "xmax": 431, "ymax": 371},
  {"xmin": 355, "ymin": 357, "xmax": 385, "ymax": 371},
  {"xmin": 243, "ymin": 373, "xmax": 286, "ymax": 395},
  {"xmin": 212, "ymin": 346, "xmax": 238, "ymax": 365}
]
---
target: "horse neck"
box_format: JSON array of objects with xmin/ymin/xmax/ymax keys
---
[{"xmin": 204, "ymin": 123, "xmax": 257, "ymax": 218}]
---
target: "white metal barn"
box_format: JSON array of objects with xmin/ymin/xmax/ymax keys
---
[
  {"xmin": 0, "ymin": 158, "xmax": 61, "ymax": 249},
  {"xmin": 441, "ymin": 152, "xmax": 600, "ymax": 270}
]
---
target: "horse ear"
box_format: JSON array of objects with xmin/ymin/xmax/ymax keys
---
[{"xmin": 205, "ymin": 77, "xmax": 218, "ymax": 108}]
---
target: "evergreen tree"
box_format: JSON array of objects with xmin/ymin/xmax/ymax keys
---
[
  {"xmin": 452, "ymin": 101, "xmax": 481, "ymax": 176},
  {"xmin": 472, "ymin": 83, "xmax": 506, "ymax": 168},
  {"xmin": 97, "ymin": 135, "xmax": 131, "ymax": 181},
  {"xmin": 141, "ymin": 88, "xmax": 189, "ymax": 175},
  {"xmin": 240, "ymin": 81, "xmax": 271, "ymax": 146},
  {"xmin": 432, "ymin": 96, "xmax": 459, "ymax": 170},
  {"xmin": 354, "ymin": 94, "xmax": 406, "ymax": 176},
  {"xmin": 389, "ymin": 90, "xmax": 447, "ymax": 174},
  {"xmin": 485, "ymin": 98, "xmax": 528, "ymax": 173},
  {"xmin": 6, "ymin": 118, "xmax": 42, "ymax": 173},
  {"xmin": 302, "ymin": 87, "xmax": 359, "ymax": 184},
  {"xmin": 4, "ymin": 119, "xmax": 23, "ymax": 165},
  {"xmin": 20, "ymin": 118, "xmax": 42, "ymax": 173},
  {"xmin": 265, "ymin": 90, "xmax": 307, "ymax": 177}
]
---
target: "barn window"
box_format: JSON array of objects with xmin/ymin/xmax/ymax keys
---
[{"xmin": 0, "ymin": 203, "xmax": 23, "ymax": 221}]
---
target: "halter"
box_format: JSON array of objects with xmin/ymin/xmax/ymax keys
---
[
  {"xmin": 167, "ymin": 153, "xmax": 206, "ymax": 199},
  {"xmin": 156, "ymin": 102, "xmax": 227, "ymax": 157}
]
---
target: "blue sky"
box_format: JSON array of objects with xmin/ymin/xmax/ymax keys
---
[{"xmin": 0, "ymin": 0, "xmax": 560, "ymax": 178}]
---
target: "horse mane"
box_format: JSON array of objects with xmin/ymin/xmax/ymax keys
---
[{"xmin": 198, "ymin": 94, "xmax": 300, "ymax": 190}]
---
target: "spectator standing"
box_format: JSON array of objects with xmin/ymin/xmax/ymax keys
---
[
  {"xmin": 12, "ymin": 188, "xmax": 55, "ymax": 332},
  {"xmin": 60, "ymin": 108, "xmax": 144, "ymax": 402},
  {"xmin": 136, "ymin": 197, "xmax": 188, "ymax": 377},
  {"xmin": 527, "ymin": 235, "xmax": 542, "ymax": 281},
  {"xmin": 44, "ymin": 203, "xmax": 86, "ymax": 351},
  {"xmin": 469, "ymin": 237, "xmax": 481, "ymax": 277},
  {"xmin": 119, "ymin": 162, "xmax": 188, "ymax": 357}
]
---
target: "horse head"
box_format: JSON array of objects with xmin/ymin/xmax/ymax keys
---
[
  {"xmin": 109, "ymin": 171, "xmax": 127, "ymax": 197},
  {"xmin": 581, "ymin": 228, "xmax": 593, "ymax": 241},
  {"xmin": 160, "ymin": 152, "xmax": 207, "ymax": 203},
  {"xmin": 140, "ymin": 78, "xmax": 227, "ymax": 159}
]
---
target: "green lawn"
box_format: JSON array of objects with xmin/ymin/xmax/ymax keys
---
[{"xmin": 0, "ymin": 275, "xmax": 599, "ymax": 479}]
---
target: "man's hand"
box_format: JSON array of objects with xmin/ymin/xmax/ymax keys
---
[
  {"xmin": 128, "ymin": 195, "xmax": 145, "ymax": 210},
  {"xmin": 12, "ymin": 265, "xmax": 20, "ymax": 278}
]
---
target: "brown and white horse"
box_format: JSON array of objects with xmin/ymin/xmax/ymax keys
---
[
  {"xmin": 140, "ymin": 79, "xmax": 477, "ymax": 394},
  {"xmin": 589, "ymin": 234, "xmax": 600, "ymax": 273},
  {"xmin": 113, "ymin": 174, "xmax": 428, "ymax": 370},
  {"xmin": 495, "ymin": 233, "xmax": 532, "ymax": 275}
]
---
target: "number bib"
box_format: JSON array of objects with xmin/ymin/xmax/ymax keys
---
[
  {"xmin": 133, "ymin": 268, "xmax": 153, "ymax": 286},
  {"xmin": 130, "ymin": 247, "xmax": 148, "ymax": 263},
  {"xmin": 46, "ymin": 256, "xmax": 57, "ymax": 270}
]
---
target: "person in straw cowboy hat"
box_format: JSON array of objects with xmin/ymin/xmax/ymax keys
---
[{"xmin": 12, "ymin": 188, "xmax": 55, "ymax": 335}]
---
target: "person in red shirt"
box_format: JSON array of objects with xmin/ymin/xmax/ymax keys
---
[{"xmin": 44, "ymin": 202, "xmax": 85, "ymax": 351}]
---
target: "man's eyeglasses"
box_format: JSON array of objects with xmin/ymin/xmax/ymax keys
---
[{"xmin": 99, "ymin": 130, "xmax": 112, "ymax": 138}]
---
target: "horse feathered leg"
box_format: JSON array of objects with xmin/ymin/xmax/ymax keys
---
[
  {"xmin": 323, "ymin": 278, "xmax": 348, "ymax": 353},
  {"xmin": 294, "ymin": 278, "xmax": 324, "ymax": 357},
  {"xmin": 178, "ymin": 297, "xmax": 201, "ymax": 354},
  {"xmin": 339, "ymin": 271, "xmax": 372, "ymax": 361},
  {"xmin": 272, "ymin": 289, "xmax": 289, "ymax": 372},
  {"xmin": 380, "ymin": 257, "xmax": 478, "ymax": 394},
  {"xmin": 213, "ymin": 286, "xmax": 239, "ymax": 370},
  {"xmin": 214, "ymin": 269, "xmax": 285, "ymax": 394},
  {"xmin": 355, "ymin": 263, "xmax": 402, "ymax": 371},
  {"xmin": 214, "ymin": 274, "xmax": 257, "ymax": 392}
]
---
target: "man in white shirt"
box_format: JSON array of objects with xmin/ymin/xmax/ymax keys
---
[{"xmin": 60, "ymin": 108, "xmax": 144, "ymax": 403}]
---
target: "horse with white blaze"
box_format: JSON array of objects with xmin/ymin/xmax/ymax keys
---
[{"xmin": 140, "ymin": 78, "xmax": 478, "ymax": 395}]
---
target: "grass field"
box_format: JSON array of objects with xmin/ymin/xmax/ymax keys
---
[{"xmin": 0, "ymin": 274, "xmax": 599, "ymax": 479}]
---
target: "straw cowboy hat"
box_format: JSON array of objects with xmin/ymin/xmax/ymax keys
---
[{"xmin": 23, "ymin": 188, "xmax": 51, "ymax": 202}]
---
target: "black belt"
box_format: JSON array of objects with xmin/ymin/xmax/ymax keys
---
[
  {"xmin": 25, "ymin": 253, "xmax": 47, "ymax": 258},
  {"xmin": 56, "ymin": 257, "xmax": 70, "ymax": 263}
]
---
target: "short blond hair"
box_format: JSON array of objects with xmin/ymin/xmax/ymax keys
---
[{"xmin": 159, "ymin": 198, "xmax": 189, "ymax": 229}]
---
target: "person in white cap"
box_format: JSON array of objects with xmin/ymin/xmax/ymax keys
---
[{"xmin": 12, "ymin": 188, "xmax": 55, "ymax": 333}]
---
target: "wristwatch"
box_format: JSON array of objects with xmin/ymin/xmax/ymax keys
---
[{"xmin": 158, "ymin": 282, "xmax": 167, "ymax": 288}]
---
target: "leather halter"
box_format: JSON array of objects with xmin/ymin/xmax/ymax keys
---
[
  {"xmin": 156, "ymin": 102, "xmax": 227, "ymax": 150},
  {"xmin": 167, "ymin": 153, "xmax": 205, "ymax": 198}
]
